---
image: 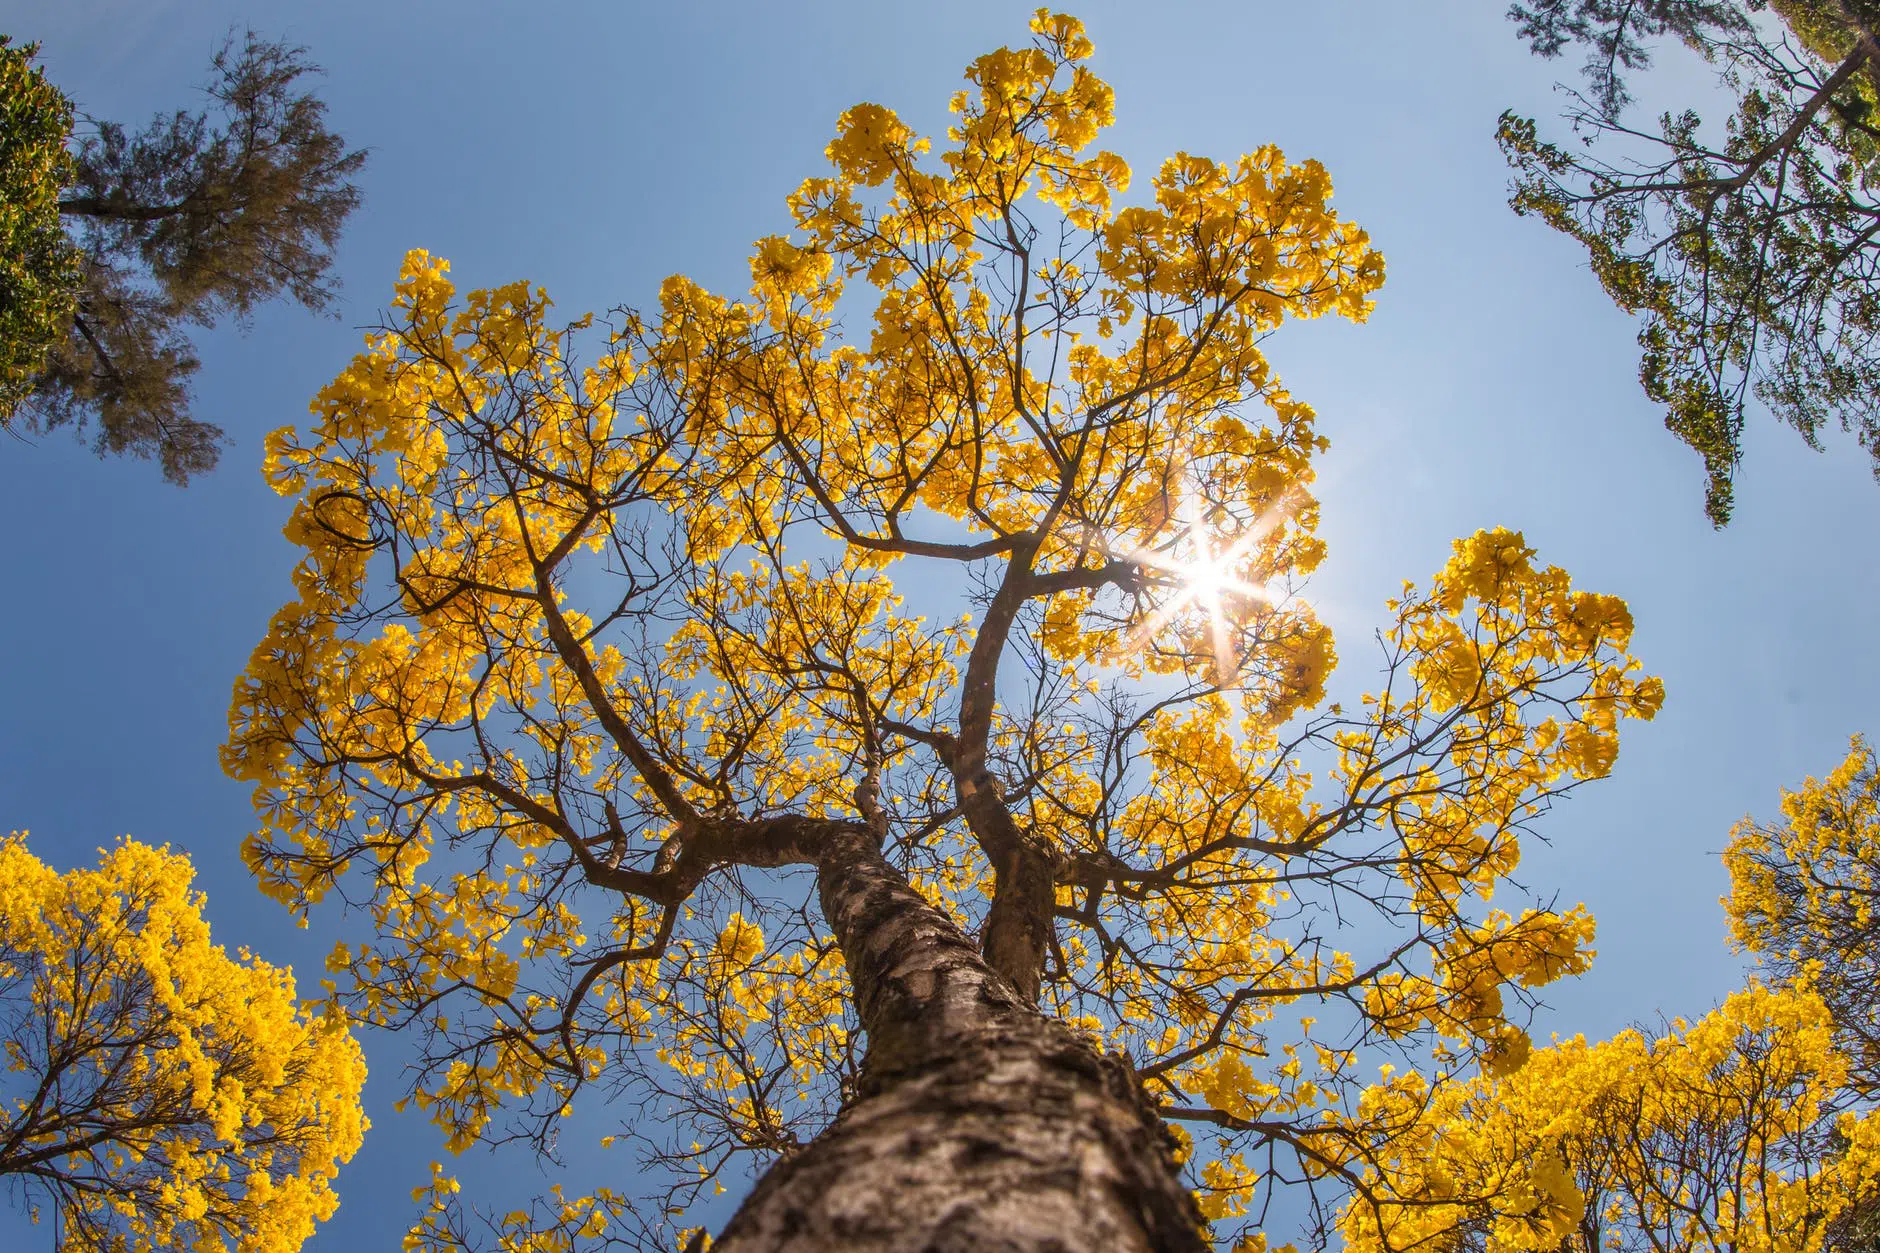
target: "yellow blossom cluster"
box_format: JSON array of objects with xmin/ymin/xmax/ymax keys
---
[
  {"xmin": 1339, "ymin": 983, "xmax": 1880, "ymax": 1253},
  {"xmin": 1725, "ymin": 736, "xmax": 1880, "ymax": 1090},
  {"xmin": 0, "ymin": 834, "xmax": 365, "ymax": 1252},
  {"xmin": 1033, "ymin": 529, "xmax": 1657, "ymax": 1204},
  {"xmin": 404, "ymin": 1160, "xmax": 638, "ymax": 1252}
]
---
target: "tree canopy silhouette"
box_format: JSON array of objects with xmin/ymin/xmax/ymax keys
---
[
  {"xmin": 1504, "ymin": 0, "xmax": 1880, "ymax": 523},
  {"xmin": 1, "ymin": 30, "xmax": 364, "ymax": 482}
]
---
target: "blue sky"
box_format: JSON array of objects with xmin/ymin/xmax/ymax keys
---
[{"xmin": 4, "ymin": 1, "xmax": 1878, "ymax": 1245}]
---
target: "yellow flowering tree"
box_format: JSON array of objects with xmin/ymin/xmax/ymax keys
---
[
  {"xmin": 0, "ymin": 833, "xmax": 366, "ymax": 1252},
  {"xmin": 1334, "ymin": 739, "xmax": 1880, "ymax": 1253},
  {"xmin": 1337, "ymin": 983, "xmax": 1880, "ymax": 1253},
  {"xmin": 225, "ymin": 12, "xmax": 1661, "ymax": 1249},
  {"xmin": 1727, "ymin": 736, "xmax": 1880, "ymax": 1096}
]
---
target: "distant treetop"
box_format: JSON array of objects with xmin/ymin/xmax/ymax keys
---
[
  {"xmin": 1505, "ymin": 0, "xmax": 1880, "ymax": 523},
  {"xmin": 0, "ymin": 30, "xmax": 366, "ymax": 483}
]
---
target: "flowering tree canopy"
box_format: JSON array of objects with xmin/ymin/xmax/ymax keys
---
[
  {"xmin": 226, "ymin": 12, "xmax": 1661, "ymax": 1249},
  {"xmin": 0, "ymin": 834, "xmax": 365, "ymax": 1252}
]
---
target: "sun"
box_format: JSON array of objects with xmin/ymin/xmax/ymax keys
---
[
  {"xmin": 1171, "ymin": 547, "xmax": 1260, "ymax": 607},
  {"xmin": 1102, "ymin": 483, "xmax": 1299, "ymax": 681}
]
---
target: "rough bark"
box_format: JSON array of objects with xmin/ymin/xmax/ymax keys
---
[
  {"xmin": 978, "ymin": 827, "xmax": 1061, "ymax": 1007},
  {"xmin": 944, "ymin": 529, "xmax": 1061, "ymax": 1002},
  {"xmin": 712, "ymin": 825, "xmax": 1207, "ymax": 1253}
]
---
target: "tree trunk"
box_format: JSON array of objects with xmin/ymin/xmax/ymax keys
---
[{"xmin": 712, "ymin": 826, "xmax": 1207, "ymax": 1253}]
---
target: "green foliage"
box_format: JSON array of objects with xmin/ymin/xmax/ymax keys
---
[
  {"xmin": 0, "ymin": 37, "xmax": 80, "ymax": 425},
  {"xmin": 1505, "ymin": 0, "xmax": 1880, "ymax": 524},
  {"xmin": 1507, "ymin": 0, "xmax": 1755, "ymax": 120},
  {"xmin": 10, "ymin": 30, "xmax": 365, "ymax": 483}
]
